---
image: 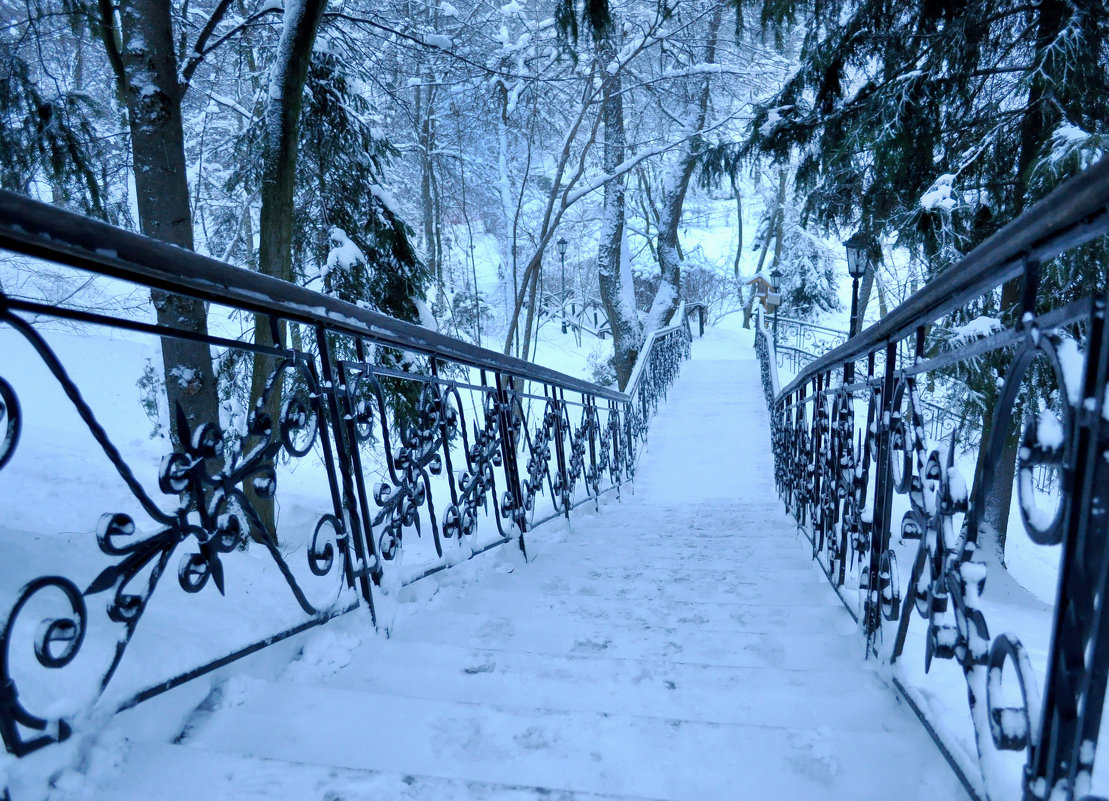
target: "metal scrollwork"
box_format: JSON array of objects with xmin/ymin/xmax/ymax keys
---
[
  {"xmin": 363, "ymin": 378, "xmax": 456, "ymax": 561},
  {"xmin": 0, "ymin": 327, "xmax": 350, "ymax": 757},
  {"xmin": 0, "ymin": 197, "xmax": 696, "ymax": 770},
  {"xmin": 0, "ymin": 376, "xmax": 19, "ymax": 471},
  {"xmin": 756, "ymin": 249, "xmax": 1109, "ymax": 801}
]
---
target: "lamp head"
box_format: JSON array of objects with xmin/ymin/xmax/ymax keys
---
[
  {"xmin": 845, "ymin": 230, "xmax": 871, "ymax": 279},
  {"xmin": 557, "ymin": 236, "xmax": 568, "ymax": 258}
]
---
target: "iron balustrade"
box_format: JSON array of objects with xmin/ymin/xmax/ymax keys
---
[
  {"xmin": 686, "ymin": 303, "xmax": 707, "ymax": 338},
  {"xmin": 772, "ymin": 317, "xmax": 988, "ymax": 450},
  {"xmin": 772, "ymin": 315, "xmax": 850, "ymax": 375},
  {"xmin": 754, "ymin": 156, "xmax": 1109, "ymax": 801},
  {"xmin": 0, "ymin": 190, "xmax": 691, "ymax": 762}
]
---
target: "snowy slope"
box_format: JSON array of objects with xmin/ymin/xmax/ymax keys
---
[{"xmin": 54, "ymin": 324, "xmax": 968, "ymax": 801}]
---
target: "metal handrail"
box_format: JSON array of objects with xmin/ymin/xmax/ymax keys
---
[
  {"xmin": 755, "ymin": 155, "xmax": 1109, "ymax": 801},
  {"xmin": 625, "ymin": 302, "xmax": 687, "ymax": 398},
  {"xmin": 0, "ymin": 191, "xmax": 693, "ymax": 766},
  {"xmin": 773, "ymin": 315, "xmax": 848, "ymax": 338},
  {"xmin": 0, "ymin": 191, "xmax": 627, "ymax": 402}
]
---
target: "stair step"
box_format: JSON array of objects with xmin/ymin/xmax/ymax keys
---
[
  {"xmin": 461, "ymin": 568, "xmax": 825, "ymax": 606},
  {"xmin": 296, "ymin": 637, "xmax": 909, "ymax": 732},
  {"xmin": 384, "ymin": 606, "xmax": 855, "ymax": 670},
  {"xmin": 419, "ymin": 583, "xmax": 853, "ymax": 634},
  {"xmin": 92, "ymin": 743, "xmax": 675, "ymax": 801},
  {"xmin": 176, "ymin": 681, "xmax": 962, "ymax": 800}
]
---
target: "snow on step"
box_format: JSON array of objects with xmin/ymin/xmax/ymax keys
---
[
  {"xmin": 86, "ymin": 327, "xmax": 968, "ymax": 800},
  {"xmin": 96, "ymin": 744, "xmax": 670, "ymax": 801}
]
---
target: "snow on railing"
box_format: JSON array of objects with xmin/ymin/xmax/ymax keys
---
[
  {"xmin": 753, "ymin": 156, "xmax": 1109, "ymax": 801},
  {"xmin": 0, "ymin": 189, "xmax": 692, "ymax": 766}
]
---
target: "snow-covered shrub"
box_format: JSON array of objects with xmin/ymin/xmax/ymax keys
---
[{"xmin": 587, "ymin": 348, "xmax": 617, "ymax": 388}]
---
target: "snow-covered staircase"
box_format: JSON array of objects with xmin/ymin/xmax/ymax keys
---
[{"xmin": 86, "ymin": 331, "xmax": 969, "ymax": 801}]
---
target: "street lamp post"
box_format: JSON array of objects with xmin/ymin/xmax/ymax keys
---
[
  {"xmin": 844, "ymin": 230, "xmax": 872, "ymax": 384},
  {"xmin": 768, "ymin": 268, "xmax": 782, "ymax": 347},
  {"xmin": 844, "ymin": 230, "xmax": 871, "ymax": 338},
  {"xmin": 557, "ymin": 236, "xmax": 569, "ymax": 334}
]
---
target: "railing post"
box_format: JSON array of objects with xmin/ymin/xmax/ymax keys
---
[
  {"xmin": 552, "ymin": 386, "xmax": 571, "ymax": 517},
  {"xmin": 809, "ymin": 372, "xmax": 824, "ymax": 555},
  {"xmin": 494, "ymin": 372, "xmax": 528, "ymax": 559},
  {"xmin": 586, "ymin": 396, "xmax": 600, "ymax": 506},
  {"xmin": 794, "ymin": 384, "xmax": 807, "ymax": 522},
  {"xmin": 314, "ymin": 325, "xmax": 377, "ymax": 622},
  {"xmin": 1030, "ymin": 293, "xmax": 1109, "ymax": 796},
  {"xmin": 864, "ymin": 341, "xmax": 897, "ymax": 654}
]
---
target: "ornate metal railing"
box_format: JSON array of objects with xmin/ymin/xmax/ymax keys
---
[
  {"xmin": 755, "ymin": 157, "xmax": 1109, "ymax": 801},
  {"xmin": 772, "ymin": 315, "xmax": 849, "ymax": 374},
  {"xmin": 772, "ymin": 317, "xmax": 973, "ymax": 444},
  {"xmin": 0, "ymin": 190, "xmax": 690, "ymax": 763}
]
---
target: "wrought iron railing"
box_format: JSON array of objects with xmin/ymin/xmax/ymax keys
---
[
  {"xmin": 772, "ymin": 315, "xmax": 849, "ymax": 374},
  {"xmin": 0, "ymin": 190, "xmax": 691, "ymax": 762},
  {"xmin": 755, "ymin": 157, "xmax": 1109, "ymax": 801},
  {"xmin": 772, "ymin": 316, "xmax": 974, "ymax": 444}
]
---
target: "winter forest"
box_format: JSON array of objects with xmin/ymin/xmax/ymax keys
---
[
  {"xmin": 7, "ymin": 0, "xmax": 1107, "ymax": 430},
  {"xmin": 3, "ymin": 0, "xmax": 1109, "ymax": 797}
]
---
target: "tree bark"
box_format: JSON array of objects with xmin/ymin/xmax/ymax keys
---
[
  {"xmin": 645, "ymin": 5, "xmax": 722, "ymax": 333},
  {"xmin": 114, "ymin": 0, "xmax": 220, "ymax": 449},
  {"xmin": 856, "ymin": 267, "xmax": 875, "ymax": 329},
  {"xmin": 732, "ymin": 175, "xmax": 743, "ymax": 278},
  {"xmin": 594, "ymin": 34, "xmax": 641, "ymax": 389},
  {"xmin": 418, "ymin": 79, "xmax": 442, "ymax": 294},
  {"xmin": 247, "ymin": 0, "xmax": 329, "ymax": 537},
  {"xmin": 976, "ymin": 0, "xmax": 1065, "ymax": 556}
]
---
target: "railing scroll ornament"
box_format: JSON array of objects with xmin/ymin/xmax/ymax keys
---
[
  {"xmin": 756, "ymin": 157, "xmax": 1109, "ymax": 801},
  {"xmin": 0, "ymin": 190, "xmax": 691, "ymax": 765}
]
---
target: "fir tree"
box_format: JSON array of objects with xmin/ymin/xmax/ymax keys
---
[{"xmin": 747, "ymin": 0, "xmax": 1109, "ymax": 550}]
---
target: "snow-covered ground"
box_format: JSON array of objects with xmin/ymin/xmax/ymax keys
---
[{"xmin": 3, "ymin": 319, "xmax": 972, "ymax": 800}]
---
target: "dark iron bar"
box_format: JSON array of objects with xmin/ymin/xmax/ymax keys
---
[
  {"xmin": 0, "ymin": 190, "xmax": 629, "ymax": 403},
  {"xmin": 755, "ymin": 156, "xmax": 1109, "ymax": 801},
  {"xmin": 0, "ymin": 193, "xmax": 692, "ymax": 766}
]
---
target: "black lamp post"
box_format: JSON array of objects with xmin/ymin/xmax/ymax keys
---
[
  {"xmin": 844, "ymin": 230, "xmax": 872, "ymax": 384},
  {"xmin": 557, "ymin": 236, "xmax": 569, "ymax": 334},
  {"xmin": 768, "ymin": 267, "xmax": 782, "ymax": 346},
  {"xmin": 844, "ymin": 230, "xmax": 871, "ymax": 338}
]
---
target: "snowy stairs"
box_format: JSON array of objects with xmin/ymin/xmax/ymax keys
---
[{"xmin": 88, "ymin": 348, "xmax": 969, "ymax": 800}]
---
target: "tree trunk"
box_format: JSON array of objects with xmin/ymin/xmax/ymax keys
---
[
  {"xmin": 116, "ymin": 0, "xmax": 220, "ymax": 450},
  {"xmin": 418, "ymin": 80, "xmax": 442, "ymax": 295},
  {"xmin": 247, "ymin": 0, "xmax": 328, "ymax": 538},
  {"xmin": 770, "ymin": 170, "xmax": 785, "ymax": 271},
  {"xmin": 519, "ymin": 263, "xmax": 541, "ymax": 362},
  {"xmin": 976, "ymin": 0, "xmax": 1065, "ymax": 556},
  {"xmin": 645, "ymin": 6, "xmax": 722, "ymax": 333},
  {"xmin": 594, "ymin": 34, "xmax": 640, "ymax": 389},
  {"xmin": 732, "ymin": 175, "xmax": 743, "ymax": 278},
  {"xmin": 856, "ymin": 267, "xmax": 875, "ymax": 329},
  {"xmin": 741, "ymin": 285, "xmax": 755, "ymax": 329}
]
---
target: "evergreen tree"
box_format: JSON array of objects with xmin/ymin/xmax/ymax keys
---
[
  {"xmin": 0, "ymin": 42, "xmax": 111, "ymax": 218},
  {"xmin": 297, "ymin": 51, "xmax": 428, "ymax": 323},
  {"xmin": 286, "ymin": 46, "xmax": 430, "ymax": 426},
  {"xmin": 747, "ymin": 0, "xmax": 1109, "ymax": 549}
]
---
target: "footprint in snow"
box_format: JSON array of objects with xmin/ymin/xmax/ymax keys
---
[
  {"xmin": 514, "ymin": 725, "xmax": 554, "ymax": 751},
  {"xmin": 463, "ymin": 662, "xmax": 496, "ymax": 675},
  {"xmin": 786, "ymin": 726, "xmax": 840, "ymax": 786},
  {"xmin": 476, "ymin": 617, "xmax": 515, "ymax": 639},
  {"xmin": 572, "ymin": 638, "xmax": 612, "ymax": 653}
]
